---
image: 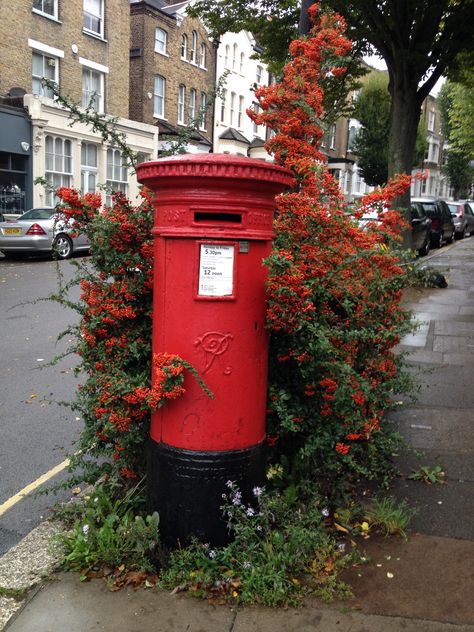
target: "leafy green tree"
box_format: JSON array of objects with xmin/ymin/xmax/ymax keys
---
[
  {"xmin": 352, "ymin": 72, "xmax": 427, "ymax": 187},
  {"xmin": 351, "ymin": 72, "xmax": 390, "ymax": 186},
  {"xmin": 439, "ymin": 79, "xmax": 474, "ymax": 199},
  {"xmin": 190, "ymin": 0, "xmax": 474, "ymax": 195}
]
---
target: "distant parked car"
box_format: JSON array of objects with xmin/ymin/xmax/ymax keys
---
[
  {"xmin": 447, "ymin": 201, "xmax": 474, "ymax": 239},
  {"xmin": 358, "ymin": 205, "xmax": 431, "ymax": 256},
  {"xmin": 0, "ymin": 208, "xmax": 90, "ymax": 260},
  {"xmin": 411, "ymin": 198, "xmax": 455, "ymax": 248}
]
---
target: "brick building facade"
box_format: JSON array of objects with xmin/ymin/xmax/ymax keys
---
[
  {"xmin": 130, "ymin": 0, "xmax": 217, "ymax": 152},
  {"xmin": 0, "ymin": 0, "xmax": 157, "ymax": 211}
]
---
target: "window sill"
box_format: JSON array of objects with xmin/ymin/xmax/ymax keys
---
[
  {"xmin": 154, "ymin": 115, "xmax": 168, "ymax": 121},
  {"xmin": 82, "ymin": 28, "xmax": 107, "ymax": 43},
  {"xmin": 155, "ymin": 51, "xmax": 169, "ymax": 58},
  {"xmin": 32, "ymin": 9, "xmax": 61, "ymax": 23}
]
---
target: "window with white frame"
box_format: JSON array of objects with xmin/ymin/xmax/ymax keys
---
[
  {"xmin": 189, "ymin": 89, "xmax": 196, "ymax": 122},
  {"xmin": 33, "ymin": 0, "xmax": 58, "ymax": 19},
  {"xmin": 230, "ymin": 92, "xmax": 236, "ymax": 126},
  {"xmin": 240, "ymin": 52, "xmax": 244, "ymax": 73},
  {"xmin": 32, "ymin": 51, "xmax": 58, "ymax": 98},
  {"xmin": 224, "ymin": 45, "xmax": 230, "ymax": 68},
  {"xmin": 428, "ymin": 110, "xmax": 436, "ymax": 132},
  {"xmin": 155, "ymin": 28, "xmax": 167, "ymax": 54},
  {"xmin": 232, "ymin": 44, "xmax": 237, "ymax": 70},
  {"xmin": 329, "ymin": 123, "xmax": 336, "ymax": 149},
  {"xmin": 252, "ymin": 103, "xmax": 261, "ymax": 135},
  {"xmin": 106, "ymin": 148, "xmax": 128, "ymax": 206},
  {"xmin": 81, "ymin": 143, "xmax": 98, "ymax": 194},
  {"xmin": 45, "ymin": 135, "xmax": 72, "ymax": 205},
  {"xmin": 256, "ymin": 65, "xmax": 262, "ymax": 84},
  {"xmin": 221, "ymin": 89, "xmax": 227, "ymax": 123},
  {"xmin": 178, "ymin": 84, "xmax": 186, "ymax": 124},
  {"xmin": 238, "ymin": 96, "xmax": 244, "ymax": 128},
  {"xmin": 181, "ymin": 34, "xmax": 188, "ymax": 59},
  {"xmin": 199, "ymin": 92, "xmax": 207, "ymax": 130},
  {"xmin": 348, "ymin": 125, "xmax": 358, "ymax": 152},
  {"xmin": 190, "ymin": 31, "xmax": 197, "ymax": 63},
  {"xmin": 429, "ymin": 140, "xmax": 440, "ymax": 163},
  {"xmin": 154, "ymin": 75, "xmax": 165, "ymax": 118},
  {"xmin": 82, "ymin": 67, "xmax": 104, "ymax": 112},
  {"xmin": 199, "ymin": 43, "xmax": 206, "ymax": 68},
  {"xmin": 83, "ymin": 0, "xmax": 104, "ymax": 38}
]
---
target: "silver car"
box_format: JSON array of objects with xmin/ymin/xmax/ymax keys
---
[{"xmin": 0, "ymin": 208, "xmax": 90, "ymax": 260}]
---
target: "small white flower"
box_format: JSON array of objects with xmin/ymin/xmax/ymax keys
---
[
  {"xmin": 337, "ymin": 543, "xmax": 346, "ymax": 552},
  {"xmin": 82, "ymin": 524, "xmax": 90, "ymax": 536},
  {"xmin": 243, "ymin": 561, "xmax": 252, "ymax": 569},
  {"xmin": 209, "ymin": 549, "xmax": 217, "ymax": 559},
  {"xmin": 252, "ymin": 486, "xmax": 263, "ymax": 497},
  {"xmin": 226, "ymin": 480, "xmax": 233, "ymax": 489},
  {"xmin": 232, "ymin": 493, "xmax": 242, "ymax": 506},
  {"xmin": 246, "ymin": 507, "xmax": 255, "ymax": 517},
  {"xmin": 321, "ymin": 508, "xmax": 330, "ymax": 517}
]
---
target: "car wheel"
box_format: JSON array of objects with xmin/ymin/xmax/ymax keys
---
[
  {"xmin": 52, "ymin": 234, "xmax": 73, "ymax": 260},
  {"xmin": 418, "ymin": 238, "xmax": 430, "ymax": 257},
  {"xmin": 446, "ymin": 230, "xmax": 455, "ymax": 244},
  {"xmin": 432, "ymin": 232, "xmax": 443, "ymax": 248}
]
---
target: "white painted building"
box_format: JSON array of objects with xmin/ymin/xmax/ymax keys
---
[
  {"xmin": 214, "ymin": 31, "xmax": 270, "ymax": 159},
  {"xmin": 24, "ymin": 94, "xmax": 158, "ymax": 209}
]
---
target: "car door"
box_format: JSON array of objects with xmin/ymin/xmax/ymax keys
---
[
  {"xmin": 438, "ymin": 201, "xmax": 454, "ymax": 240},
  {"xmin": 463, "ymin": 203, "xmax": 474, "ymax": 234},
  {"xmin": 410, "ymin": 204, "xmax": 427, "ymax": 250}
]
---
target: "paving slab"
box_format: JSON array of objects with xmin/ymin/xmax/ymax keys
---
[
  {"xmin": 335, "ymin": 535, "xmax": 474, "ymax": 626},
  {"xmin": 6, "ymin": 573, "xmax": 236, "ymax": 632}
]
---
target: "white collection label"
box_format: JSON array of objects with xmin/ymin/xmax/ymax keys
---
[{"xmin": 198, "ymin": 244, "xmax": 234, "ymax": 296}]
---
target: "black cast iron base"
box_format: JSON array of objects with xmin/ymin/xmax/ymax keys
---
[{"xmin": 147, "ymin": 440, "xmax": 265, "ymax": 548}]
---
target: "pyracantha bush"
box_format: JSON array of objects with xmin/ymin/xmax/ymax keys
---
[
  {"xmin": 247, "ymin": 4, "xmax": 416, "ymax": 496},
  {"xmin": 57, "ymin": 4, "xmax": 416, "ymax": 500}
]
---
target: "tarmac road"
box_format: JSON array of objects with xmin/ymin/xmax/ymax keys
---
[{"xmin": 0, "ymin": 255, "xmax": 85, "ymax": 554}]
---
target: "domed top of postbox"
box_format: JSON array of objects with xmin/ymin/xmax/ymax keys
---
[
  {"xmin": 136, "ymin": 154, "xmax": 295, "ymax": 240},
  {"xmin": 136, "ymin": 153, "xmax": 294, "ymax": 191}
]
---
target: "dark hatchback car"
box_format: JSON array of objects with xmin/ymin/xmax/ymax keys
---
[{"xmin": 411, "ymin": 198, "xmax": 455, "ymax": 248}]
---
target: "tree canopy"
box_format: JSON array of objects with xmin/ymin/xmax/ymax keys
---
[
  {"xmin": 190, "ymin": 0, "xmax": 474, "ymax": 185},
  {"xmin": 352, "ymin": 71, "xmax": 428, "ymax": 187}
]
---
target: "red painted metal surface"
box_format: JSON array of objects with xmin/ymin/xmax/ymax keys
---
[{"xmin": 137, "ymin": 154, "xmax": 294, "ymax": 451}]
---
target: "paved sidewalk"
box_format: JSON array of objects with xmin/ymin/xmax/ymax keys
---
[{"xmin": 2, "ymin": 239, "xmax": 474, "ymax": 631}]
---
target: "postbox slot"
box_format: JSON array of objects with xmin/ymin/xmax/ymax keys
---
[{"xmin": 194, "ymin": 211, "xmax": 242, "ymax": 224}]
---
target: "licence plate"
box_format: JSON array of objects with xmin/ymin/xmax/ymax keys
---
[{"xmin": 3, "ymin": 227, "xmax": 22, "ymax": 235}]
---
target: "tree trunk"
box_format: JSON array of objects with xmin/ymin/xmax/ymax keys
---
[
  {"xmin": 387, "ymin": 73, "xmax": 423, "ymax": 248},
  {"xmin": 299, "ymin": 0, "xmax": 314, "ymax": 35}
]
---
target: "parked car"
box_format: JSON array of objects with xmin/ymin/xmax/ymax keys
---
[
  {"xmin": 358, "ymin": 206, "xmax": 432, "ymax": 256},
  {"xmin": 0, "ymin": 208, "xmax": 90, "ymax": 260},
  {"xmin": 411, "ymin": 198, "xmax": 455, "ymax": 248},
  {"xmin": 448, "ymin": 201, "xmax": 474, "ymax": 239},
  {"xmin": 409, "ymin": 203, "xmax": 432, "ymax": 256}
]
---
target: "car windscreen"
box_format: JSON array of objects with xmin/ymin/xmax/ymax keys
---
[
  {"xmin": 447, "ymin": 204, "xmax": 461, "ymax": 215},
  {"xmin": 20, "ymin": 209, "xmax": 55, "ymax": 220}
]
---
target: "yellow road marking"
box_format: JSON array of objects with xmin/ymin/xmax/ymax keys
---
[{"xmin": 0, "ymin": 458, "xmax": 70, "ymax": 517}]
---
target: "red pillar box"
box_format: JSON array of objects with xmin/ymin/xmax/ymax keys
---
[{"xmin": 137, "ymin": 154, "xmax": 294, "ymax": 546}]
